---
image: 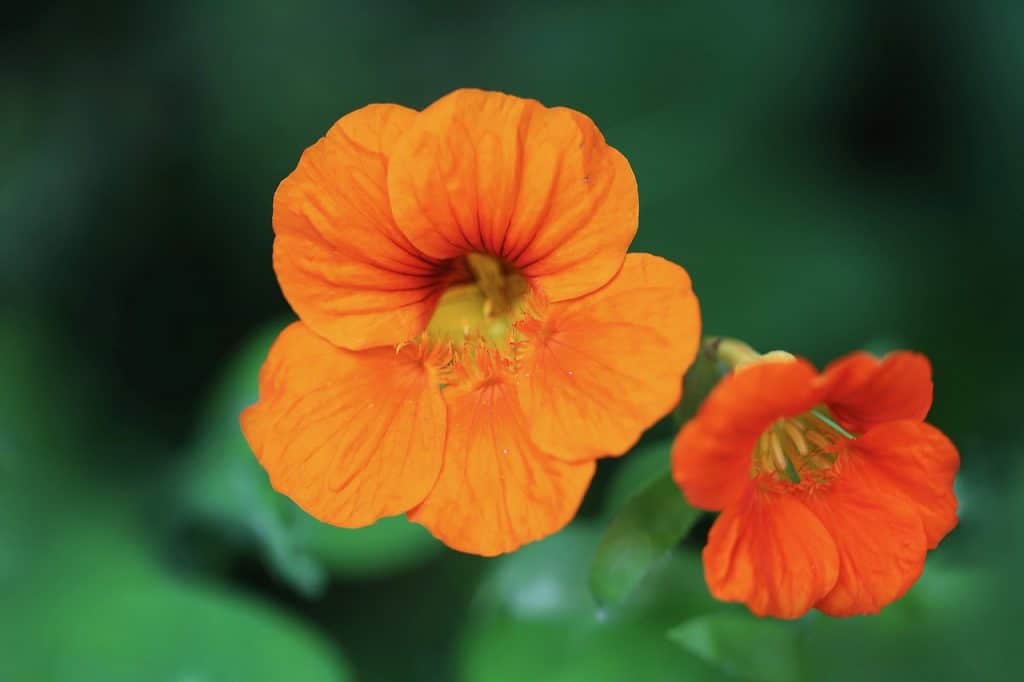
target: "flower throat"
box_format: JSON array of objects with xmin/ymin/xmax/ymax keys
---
[
  {"xmin": 752, "ymin": 410, "xmax": 853, "ymax": 483},
  {"xmin": 426, "ymin": 253, "xmax": 530, "ymax": 348}
]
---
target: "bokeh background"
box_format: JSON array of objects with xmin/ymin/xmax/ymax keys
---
[{"xmin": 3, "ymin": 1, "xmax": 1021, "ymax": 680}]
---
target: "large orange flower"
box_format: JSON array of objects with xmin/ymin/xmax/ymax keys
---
[
  {"xmin": 671, "ymin": 347, "xmax": 959, "ymax": 618},
  {"xmin": 242, "ymin": 89, "xmax": 701, "ymax": 556}
]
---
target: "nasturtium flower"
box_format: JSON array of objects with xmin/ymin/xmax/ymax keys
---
[
  {"xmin": 671, "ymin": 347, "xmax": 959, "ymax": 618},
  {"xmin": 242, "ymin": 89, "xmax": 701, "ymax": 556}
]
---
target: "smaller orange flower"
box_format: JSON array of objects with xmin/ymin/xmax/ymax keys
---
[{"xmin": 671, "ymin": 345, "xmax": 959, "ymax": 618}]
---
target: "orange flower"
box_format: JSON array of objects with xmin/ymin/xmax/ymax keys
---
[
  {"xmin": 671, "ymin": 347, "xmax": 959, "ymax": 618},
  {"xmin": 241, "ymin": 89, "xmax": 701, "ymax": 556}
]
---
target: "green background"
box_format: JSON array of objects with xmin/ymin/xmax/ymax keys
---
[{"xmin": 2, "ymin": 1, "xmax": 1020, "ymax": 680}]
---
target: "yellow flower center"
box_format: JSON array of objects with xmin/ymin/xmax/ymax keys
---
[
  {"xmin": 752, "ymin": 410, "xmax": 852, "ymax": 483},
  {"xmin": 426, "ymin": 253, "xmax": 530, "ymax": 347}
]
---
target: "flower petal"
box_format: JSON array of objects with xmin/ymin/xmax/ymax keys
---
[
  {"xmin": 387, "ymin": 88, "xmax": 638, "ymax": 301},
  {"xmin": 853, "ymin": 421, "xmax": 960, "ymax": 548},
  {"xmin": 515, "ymin": 253, "xmax": 700, "ymax": 461},
  {"xmin": 819, "ymin": 351, "xmax": 932, "ymax": 433},
  {"xmin": 273, "ymin": 103, "xmax": 448, "ymax": 350},
  {"xmin": 703, "ymin": 489, "xmax": 839, "ymax": 619},
  {"xmin": 804, "ymin": 453, "xmax": 928, "ymax": 616},
  {"xmin": 407, "ymin": 372, "xmax": 595, "ymax": 556},
  {"xmin": 672, "ymin": 358, "xmax": 822, "ymax": 510},
  {"xmin": 240, "ymin": 322, "xmax": 446, "ymax": 527}
]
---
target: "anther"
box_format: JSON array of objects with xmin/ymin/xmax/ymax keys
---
[
  {"xmin": 805, "ymin": 431, "xmax": 832, "ymax": 450},
  {"xmin": 782, "ymin": 421, "xmax": 809, "ymax": 456},
  {"xmin": 769, "ymin": 432, "xmax": 787, "ymax": 473}
]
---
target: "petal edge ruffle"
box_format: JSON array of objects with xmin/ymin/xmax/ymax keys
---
[
  {"xmin": 386, "ymin": 88, "xmax": 638, "ymax": 302},
  {"xmin": 273, "ymin": 103, "xmax": 447, "ymax": 350}
]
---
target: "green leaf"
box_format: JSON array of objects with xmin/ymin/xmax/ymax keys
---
[
  {"xmin": 462, "ymin": 616, "xmax": 725, "ymax": 682},
  {"xmin": 181, "ymin": 319, "xmax": 440, "ymax": 596},
  {"xmin": 306, "ymin": 514, "xmax": 440, "ymax": 576},
  {"xmin": 798, "ymin": 560, "xmax": 997, "ymax": 682},
  {"xmin": 476, "ymin": 525, "xmax": 600, "ymax": 622},
  {"xmin": 590, "ymin": 473, "xmax": 703, "ymax": 606},
  {"xmin": 604, "ymin": 438, "xmax": 675, "ymax": 512},
  {"xmin": 2, "ymin": 515, "xmax": 351, "ymax": 682},
  {"xmin": 668, "ymin": 612, "xmax": 802, "ymax": 682},
  {"xmin": 0, "ymin": 317, "xmax": 352, "ymax": 682},
  {"xmin": 460, "ymin": 526, "xmax": 730, "ymax": 682}
]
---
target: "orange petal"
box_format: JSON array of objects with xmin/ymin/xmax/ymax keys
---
[
  {"xmin": 240, "ymin": 322, "xmax": 446, "ymax": 527},
  {"xmin": 273, "ymin": 103, "xmax": 448, "ymax": 351},
  {"xmin": 703, "ymin": 489, "xmax": 839, "ymax": 619},
  {"xmin": 853, "ymin": 421, "xmax": 959, "ymax": 548},
  {"xmin": 407, "ymin": 370, "xmax": 595, "ymax": 556},
  {"xmin": 672, "ymin": 358, "xmax": 822, "ymax": 510},
  {"xmin": 819, "ymin": 351, "xmax": 932, "ymax": 433},
  {"xmin": 387, "ymin": 88, "xmax": 638, "ymax": 301},
  {"xmin": 804, "ymin": 453, "xmax": 928, "ymax": 616},
  {"xmin": 515, "ymin": 253, "xmax": 700, "ymax": 461}
]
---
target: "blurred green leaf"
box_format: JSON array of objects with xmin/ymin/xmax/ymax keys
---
[
  {"xmin": 0, "ymin": 317, "xmax": 351, "ymax": 681},
  {"xmin": 306, "ymin": 514, "xmax": 440, "ymax": 575},
  {"xmin": 182, "ymin": 319, "xmax": 440, "ymax": 596},
  {"xmin": 668, "ymin": 612, "xmax": 802, "ymax": 682},
  {"xmin": 463, "ymin": 616, "xmax": 725, "ymax": 682},
  {"xmin": 476, "ymin": 525, "xmax": 599, "ymax": 622},
  {"xmin": 604, "ymin": 438, "xmax": 674, "ymax": 512},
  {"xmin": 478, "ymin": 524, "xmax": 719, "ymax": 628},
  {"xmin": 590, "ymin": 473, "xmax": 702, "ymax": 606},
  {"xmin": 2, "ymin": 514, "xmax": 351, "ymax": 682},
  {"xmin": 461, "ymin": 526, "xmax": 728, "ymax": 682},
  {"xmin": 624, "ymin": 546, "xmax": 721, "ymax": 627},
  {"xmin": 798, "ymin": 554, "xmax": 1007, "ymax": 681}
]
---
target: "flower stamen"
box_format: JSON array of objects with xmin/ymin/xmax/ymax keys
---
[
  {"xmin": 751, "ymin": 408, "xmax": 853, "ymax": 483},
  {"xmin": 782, "ymin": 420, "xmax": 809, "ymax": 456},
  {"xmin": 769, "ymin": 431, "xmax": 788, "ymax": 473},
  {"xmin": 804, "ymin": 431, "xmax": 832, "ymax": 450}
]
